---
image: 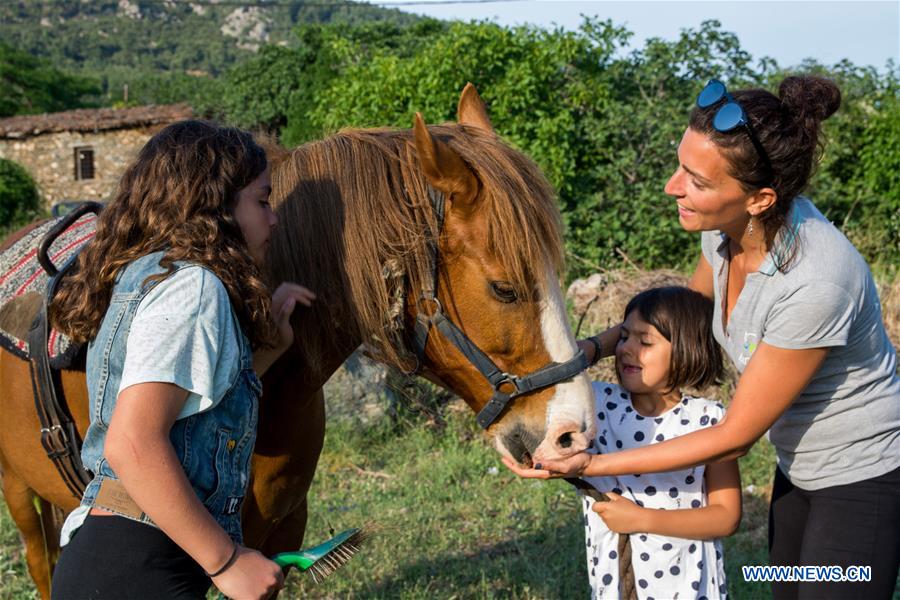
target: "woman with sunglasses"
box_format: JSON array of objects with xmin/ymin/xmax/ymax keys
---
[{"xmin": 505, "ymin": 75, "xmax": 900, "ymax": 599}]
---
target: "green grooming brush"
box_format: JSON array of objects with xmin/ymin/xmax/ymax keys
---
[
  {"xmin": 215, "ymin": 526, "xmax": 374, "ymax": 597},
  {"xmin": 272, "ymin": 526, "xmax": 373, "ymax": 584}
]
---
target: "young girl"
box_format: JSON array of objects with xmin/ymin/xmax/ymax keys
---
[
  {"xmin": 580, "ymin": 286, "xmax": 741, "ymax": 599},
  {"xmin": 49, "ymin": 121, "xmax": 314, "ymax": 599}
]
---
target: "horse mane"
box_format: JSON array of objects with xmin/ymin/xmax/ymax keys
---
[{"xmin": 267, "ymin": 124, "xmax": 564, "ymax": 379}]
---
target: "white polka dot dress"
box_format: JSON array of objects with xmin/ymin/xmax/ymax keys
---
[{"xmin": 582, "ymin": 382, "xmax": 728, "ymax": 599}]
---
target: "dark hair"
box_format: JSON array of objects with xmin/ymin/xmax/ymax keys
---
[
  {"xmin": 52, "ymin": 120, "xmax": 276, "ymax": 348},
  {"xmin": 622, "ymin": 286, "xmax": 723, "ymax": 391},
  {"xmin": 689, "ymin": 75, "xmax": 841, "ymax": 268}
]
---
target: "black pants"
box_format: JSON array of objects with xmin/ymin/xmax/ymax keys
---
[
  {"xmin": 768, "ymin": 464, "xmax": 900, "ymax": 599},
  {"xmin": 51, "ymin": 514, "xmax": 211, "ymax": 599}
]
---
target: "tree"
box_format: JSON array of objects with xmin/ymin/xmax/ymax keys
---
[
  {"xmin": 0, "ymin": 43, "xmax": 99, "ymax": 117},
  {"xmin": 794, "ymin": 60, "xmax": 900, "ymax": 270},
  {"xmin": 0, "ymin": 159, "xmax": 41, "ymax": 231},
  {"xmin": 220, "ymin": 19, "xmax": 448, "ymax": 144},
  {"xmin": 301, "ymin": 19, "xmax": 763, "ymax": 272}
]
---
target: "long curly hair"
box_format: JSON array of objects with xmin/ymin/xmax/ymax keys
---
[{"xmin": 51, "ymin": 120, "xmax": 276, "ymax": 348}]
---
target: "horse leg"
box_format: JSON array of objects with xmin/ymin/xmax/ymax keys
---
[
  {"xmin": 243, "ymin": 376, "xmax": 326, "ymax": 557},
  {"xmin": 0, "ymin": 349, "xmax": 89, "ymax": 597},
  {"xmin": 261, "ymin": 498, "xmax": 309, "ymax": 555},
  {"xmin": 0, "ymin": 451, "xmax": 58, "ymax": 600}
]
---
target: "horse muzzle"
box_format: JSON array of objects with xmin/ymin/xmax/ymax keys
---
[{"xmin": 531, "ymin": 418, "xmax": 595, "ymax": 464}]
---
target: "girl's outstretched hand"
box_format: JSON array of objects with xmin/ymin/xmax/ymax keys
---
[
  {"xmin": 500, "ymin": 452, "xmax": 594, "ymax": 479},
  {"xmin": 271, "ymin": 282, "xmax": 316, "ymax": 350}
]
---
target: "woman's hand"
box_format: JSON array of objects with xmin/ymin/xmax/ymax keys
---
[
  {"xmin": 271, "ymin": 282, "xmax": 316, "ymax": 351},
  {"xmin": 500, "ymin": 452, "xmax": 594, "ymax": 479},
  {"xmin": 211, "ymin": 546, "xmax": 284, "ymax": 600},
  {"xmin": 591, "ymin": 492, "xmax": 648, "ymax": 535},
  {"xmin": 576, "ymin": 323, "xmax": 623, "ymax": 365}
]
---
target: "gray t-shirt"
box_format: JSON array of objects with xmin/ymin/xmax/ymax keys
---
[{"xmin": 701, "ymin": 197, "xmax": 900, "ymax": 490}]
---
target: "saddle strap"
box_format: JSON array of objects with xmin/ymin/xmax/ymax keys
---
[
  {"xmin": 27, "ymin": 262, "xmax": 92, "ymax": 501},
  {"xmin": 28, "ymin": 306, "xmax": 91, "ymax": 500},
  {"xmin": 25, "ymin": 202, "xmax": 103, "ymax": 500}
]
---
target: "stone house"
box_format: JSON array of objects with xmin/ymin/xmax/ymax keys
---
[{"xmin": 0, "ymin": 104, "xmax": 192, "ymax": 209}]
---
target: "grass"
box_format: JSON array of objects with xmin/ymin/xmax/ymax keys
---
[
  {"xmin": 281, "ymin": 400, "xmax": 780, "ymax": 599},
  {"xmin": 5, "ymin": 393, "xmax": 900, "ymax": 598},
  {"xmin": 0, "ymin": 496, "xmax": 38, "ymax": 600}
]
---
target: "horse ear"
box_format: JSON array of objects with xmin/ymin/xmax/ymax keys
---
[
  {"xmin": 413, "ymin": 112, "xmax": 479, "ymax": 208},
  {"xmin": 457, "ymin": 83, "xmax": 493, "ymax": 133}
]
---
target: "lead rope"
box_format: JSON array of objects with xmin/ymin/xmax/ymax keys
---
[
  {"xmin": 568, "ymin": 477, "xmax": 636, "ymax": 599},
  {"xmin": 618, "ymin": 532, "xmax": 636, "ymax": 599}
]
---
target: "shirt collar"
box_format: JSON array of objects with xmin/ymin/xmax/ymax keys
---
[{"xmin": 715, "ymin": 199, "xmax": 803, "ymax": 277}]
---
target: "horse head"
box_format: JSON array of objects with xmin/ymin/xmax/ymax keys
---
[{"xmin": 268, "ymin": 84, "xmax": 595, "ymax": 466}]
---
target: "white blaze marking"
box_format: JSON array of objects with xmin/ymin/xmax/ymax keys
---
[{"xmin": 538, "ymin": 265, "xmax": 595, "ymax": 437}]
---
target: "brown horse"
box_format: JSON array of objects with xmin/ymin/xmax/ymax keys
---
[{"xmin": 0, "ymin": 84, "xmax": 596, "ymax": 598}]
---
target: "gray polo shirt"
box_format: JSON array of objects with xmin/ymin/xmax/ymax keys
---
[{"xmin": 702, "ymin": 197, "xmax": 899, "ymax": 490}]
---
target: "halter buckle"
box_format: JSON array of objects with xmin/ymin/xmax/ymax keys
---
[
  {"xmin": 416, "ymin": 295, "xmax": 443, "ymax": 320},
  {"xmin": 493, "ymin": 372, "xmax": 521, "ymax": 395}
]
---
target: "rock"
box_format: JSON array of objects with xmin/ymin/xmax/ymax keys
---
[{"xmin": 322, "ymin": 349, "xmax": 394, "ymax": 424}]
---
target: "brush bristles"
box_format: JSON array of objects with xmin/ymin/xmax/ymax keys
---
[{"xmin": 305, "ymin": 525, "xmax": 377, "ymax": 584}]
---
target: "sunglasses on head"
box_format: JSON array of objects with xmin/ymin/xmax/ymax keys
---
[{"xmin": 697, "ymin": 79, "xmax": 774, "ymax": 183}]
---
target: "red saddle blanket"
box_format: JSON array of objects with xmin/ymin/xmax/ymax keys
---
[{"xmin": 0, "ymin": 214, "xmax": 97, "ymax": 368}]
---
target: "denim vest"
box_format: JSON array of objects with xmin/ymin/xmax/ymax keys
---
[{"xmin": 80, "ymin": 251, "xmax": 260, "ymax": 543}]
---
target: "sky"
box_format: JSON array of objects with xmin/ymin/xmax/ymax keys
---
[{"xmin": 376, "ymin": 1, "xmax": 899, "ymax": 71}]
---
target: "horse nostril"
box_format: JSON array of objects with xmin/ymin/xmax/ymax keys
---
[{"xmin": 558, "ymin": 431, "xmax": 573, "ymax": 449}]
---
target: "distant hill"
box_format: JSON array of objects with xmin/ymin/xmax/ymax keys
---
[{"xmin": 0, "ymin": 0, "xmax": 419, "ymax": 104}]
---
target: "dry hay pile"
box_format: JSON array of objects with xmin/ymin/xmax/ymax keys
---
[
  {"xmin": 878, "ymin": 277, "xmax": 900, "ymax": 353},
  {"xmin": 568, "ymin": 268, "xmax": 689, "ymax": 334}
]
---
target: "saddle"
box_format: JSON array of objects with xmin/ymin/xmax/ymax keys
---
[{"xmin": 0, "ymin": 203, "xmax": 102, "ymax": 499}]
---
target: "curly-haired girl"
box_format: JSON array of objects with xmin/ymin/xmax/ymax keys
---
[{"xmin": 50, "ymin": 120, "xmax": 314, "ymax": 599}]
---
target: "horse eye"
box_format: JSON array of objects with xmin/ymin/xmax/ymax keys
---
[{"xmin": 489, "ymin": 281, "xmax": 518, "ymax": 303}]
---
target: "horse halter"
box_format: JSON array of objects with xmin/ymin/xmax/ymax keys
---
[{"xmin": 407, "ymin": 186, "xmax": 589, "ymax": 430}]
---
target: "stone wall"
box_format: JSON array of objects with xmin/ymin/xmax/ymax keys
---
[{"xmin": 0, "ymin": 126, "xmax": 161, "ymax": 208}]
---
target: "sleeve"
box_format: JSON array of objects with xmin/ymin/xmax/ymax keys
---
[
  {"xmin": 695, "ymin": 398, "xmax": 725, "ymax": 429},
  {"xmin": 118, "ymin": 266, "xmax": 240, "ymax": 416},
  {"xmin": 761, "ymin": 281, "xmax": 857, "ymax": 350}
]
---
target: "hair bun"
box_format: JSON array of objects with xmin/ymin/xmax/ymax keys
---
[{"xmin": 778, "ymin": 75, "xmax": 842, "ymax": 123}]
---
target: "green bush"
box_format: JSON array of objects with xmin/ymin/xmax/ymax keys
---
[
  {"xmin": 0, "ymin": 159, "xmax": 41, "ymax": 232},
  {"xmin": 849, "ymin": 88, "xmax": 900, "ymax": 272}
]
